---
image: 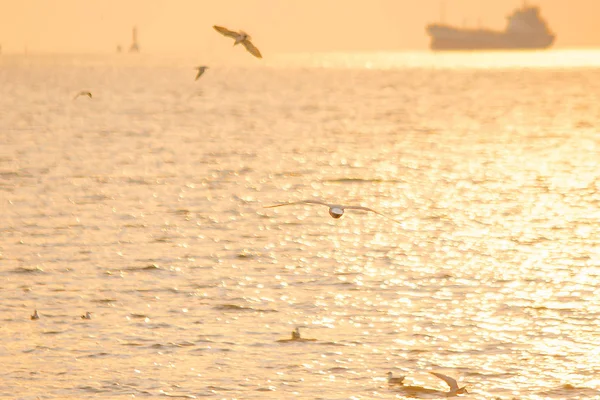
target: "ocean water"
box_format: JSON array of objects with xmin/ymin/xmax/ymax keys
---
[{"xmin": 1, "ymin": 50, "xmax": 600, "ymax": 400}]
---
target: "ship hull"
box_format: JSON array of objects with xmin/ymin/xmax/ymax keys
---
[{"xmin": 427, "ymin": 24, "xmax": 555, "ymax": 51}]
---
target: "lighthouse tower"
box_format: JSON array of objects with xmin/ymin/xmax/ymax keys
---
[{"xmin": 129, "ymin": 26, "xmax": 140, "ymax": 53}]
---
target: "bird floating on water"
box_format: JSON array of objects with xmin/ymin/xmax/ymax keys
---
[
  {"xmin": 276, "ymin": 327, "xmax": 317, "ymax": 342},
  {"xmin": 264, "ymin": 200, "xmax": 402, "ymax": 223},
  {"xmin": 81, "ymin": 312, "xmax": 92, "ymax": 320},
  {"xmin": 291, "ymin": 327, "xmax": 300, "ymax": 339},
  {"xmin": 387, "ymin": 372, "xmax": 405, "ymax": 386},
  {"xmin": 30, "ymin": 310, "xmax": 40, "ymax": 320},
  {"xmin": 194, "ymin": 66, "xmax": 208, "ymax": 80},
  {"xmin": 213, "ymin": 25, "xmax": 262, "ymax": 58},
  {"xmin": 73, "ymin": 91, "xmax": 92, "ymax": 100}
]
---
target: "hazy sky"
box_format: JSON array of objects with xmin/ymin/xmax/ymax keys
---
[{"xmin": 1, "ymin": 0, "xmax": 599, "ymax": 55}]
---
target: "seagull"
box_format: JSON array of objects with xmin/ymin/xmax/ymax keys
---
[
  {"xmin": 387, "ymin": 372, "xmax": 405, "ymax": 386},
  {"xmin": 30, "ymin": 310, "xmax": 40, "ymax": 320},
  {"xmin": 263, "ymin": 200, "xmax": 402, "ymax": 223},
  {"xmin": 429, "ymin": 372, "xmax": 468, "ymax": 397},
  {"xmin": 194, "ymin": 66, "xmax": 208, "ymax": 80},
  {"xmin": 276, "ymin": 327, "xmax": 317, "ymax": 342},
  {"xmin": 81, "ymin": 311, "xmax": 92, "ymax": 320},
  {"xmin": 213, "ymin": 25, "xmax": 262, "ymax": 58},
  {"xmin": 73, "ymin": 91, "xmax": 92, "ymax": 100},
  {"xmin": 291, "ymin": 327, "xmax": 301, "ymax": 339}
]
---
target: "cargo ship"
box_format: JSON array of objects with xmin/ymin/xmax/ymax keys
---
[{"xmin": 426, "ymin": 3, "xmax": 555, "ymax": 50}]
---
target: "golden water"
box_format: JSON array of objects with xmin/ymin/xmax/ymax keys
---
[{"xmin": 1, "ymin": 50, "xmax": 600, "ymax": 399}]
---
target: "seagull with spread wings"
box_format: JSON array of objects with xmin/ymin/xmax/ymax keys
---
[
  {"xmin": 213, "ymin": 25, "xmax": 262, "ymax": 58},
  {"xmin": 390, "ymin": 372, "xmax": 468, "ymax": 397},
  {"xmin": 73, "ymin": 91, "xmax": 92, "ymax": 100},
  {"xmin": 429, "ymin": 372, "xmax": 468, "ymax": 396},
  {"xmin": 263, "ymin": 200, "xmax": 402, "ymax": 224}
]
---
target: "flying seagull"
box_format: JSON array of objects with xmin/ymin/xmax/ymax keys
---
[
  {"xmin": 73, "ymin": 91, "xmax": 92, "ymax": 100},
  {"xmin": 429, "ymin": 372, "xmax": 468, "ymax": 396},
  {"xmin": 213, "ymin": 25, "xmax": 262, "ymax": 58},
  {"xmin": 263, "ymin": 200, "xmax": 402, "ymax": 223},
  {"xmin": 387, "ymin": 372, "xmax": 405, "ymax": 386},
  {"xmin": 195, "ymin": 66, "xmax": 208, "ymax": 80}
]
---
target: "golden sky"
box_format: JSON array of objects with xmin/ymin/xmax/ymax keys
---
[{"xmin": 0, "ymin": 0, "xmax": 599, "ymax": 54}]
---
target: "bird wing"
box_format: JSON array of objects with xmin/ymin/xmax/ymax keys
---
[
  {"xmin": 429, "ymin": 372, "xmax": 458, "ymax": 391},
  {"xmin": 195, "ymin": 68, "xmax": 205, "ymax": 80},
  {"xmin": 344, "ymin": 206, "xmax": 402, "ymax": 224},
  {"xmin": 264, "ymin": 200, "xmax": 329, "ymax": 209},
  {"xmin": 213, "ymin": 25, "xmax": 239, "ymax": 39},
  {"xmin": 241, "ymin": 39, "xmax": 262, "ymax": 58},
  {"xmin": 73, "ymin": 91, "xmax": 92, "ymax": 100}
]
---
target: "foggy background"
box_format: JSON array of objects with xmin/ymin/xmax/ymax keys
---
[{"xmin": 1, "ymin": 0, "xmax": 600, "ymax": 56}]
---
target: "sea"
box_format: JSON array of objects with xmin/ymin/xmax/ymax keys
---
[{"xmin": 1, "ymin": 49, "xmax": 599, "ymax": 399}]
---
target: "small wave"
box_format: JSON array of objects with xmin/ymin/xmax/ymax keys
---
[
  {"xmin": 83, "ymin": 352, "xmax": 111, "ymax": 358},
  {"xmin": 129, "ymin": 313, "xmax": 148, "ymax": 319},
  {"xmin": 91, "ymin": 298, "xmax": 117, "ymax": 303},
  {"xmin": 327, "ymin": 367, "xmax": 350, "ymax": 373},
  {"xmin": 159, "ymin": 390, "xmax": 197, "ymax": 398},
  {"xmin": 76, "ymin": 385, "xmax": 106, "ymax": 393},
  {"xmin": 538, "ymin": 384, "xmax": 600, "ymax": 397},
  {"xmin": 324, "ymin": 177, "xmax": 403, "ymax": 184},
  {"xmin": 317, "ymin": 341, "xmax": 346, "ymax": 346},
  {"xmin": 255, "ymin": 386, "xmax": 276, "ymax": 392},
  {"xmin": 213, "ymin": 304, "xmax": 277, "ymax": 313},
  {"xmin": 236, "ymin": 251, "xmax": 258, "ymax": 259},
  {"xmin": 10, "ymin": 266, "xmax": 45, "ymax": 274},
  {"xmin": 124, "ymin": 264, "xmax": 161, "ymax": 271}
]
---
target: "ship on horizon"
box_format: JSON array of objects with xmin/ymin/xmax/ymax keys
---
[{"xmin": 426, "ymin": 3, "xmax": 555, "ymax": 51}]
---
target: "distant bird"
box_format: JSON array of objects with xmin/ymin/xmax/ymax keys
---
[
  {"xmin": 81, "ymin": 311, "xmax": 92, "ymax": 320},
  {"xmin": 30, "ymin": 310, "xmax": 40, "ymax": 320},
  {"xmin": 387, "ymin": 372, "xmax": 405, "ymax": 386},
  {"xmin": 213, "ymin": 25, "xmax": 262, "ymax": 58},
  {"xmin": 276, "ymin": 327, "xmax": 317, "ymax": 342},
  {"xmin": 194, "ymin": 66, "xmax": 208, "ymax": 80},
  {"xmin": 73, "ymin": 91, "xmax": 92, "ymax": 100},
  {"xmin": 264, "ymin": 200, "xmax": 402, "ymax": 223},
  {"xmin": 291, "ymin": 327, "xmax": 301, "ymax": 339},
  {"xmin": 429, "ymin": 372, "xmax": 468, "ymax": 397}
]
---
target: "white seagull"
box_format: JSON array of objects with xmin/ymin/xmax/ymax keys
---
[
  {"xmin": 213, "ymin": 25, "xmax": 262, "ymax": 58},
  {"xmin": 81, "ymin": 311, "xmax": 93, "ymax": 320},
  {"xmin": 387, "ymin": 372, "xmax": 405, "ymax": 386},
  {"xmin": 263, "ymin": 200, "xmax": 401, "ymax": 223},
  {"xmin": 73, "ymin": 91, "xmax": 92, "ymax": 100},
  {"xmin": 31, "ymin": 310, "xmax": 40, "ymax": 320},
  {"xmin": 429, "ymin": 372, "xmax": 468, "ymax": 397},
  {"xmin": 195, "ymin": 66, "xmax": 209, "ymax": 80}
]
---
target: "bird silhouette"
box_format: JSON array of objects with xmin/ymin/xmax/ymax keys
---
[
  {"xmin": 73, "ymin": 91, "xmax": 92, "ymax": 100},
  {"xmin": 194, "ymin": 66, "xmax": 209, "ymax": 80},
  {"xmin": 213, "ymin": 25, "xmax": 262, "ymax": 58},
  {"xmin": 264, "ymin": 200, "xmax": 401, "ymax": 223}
]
